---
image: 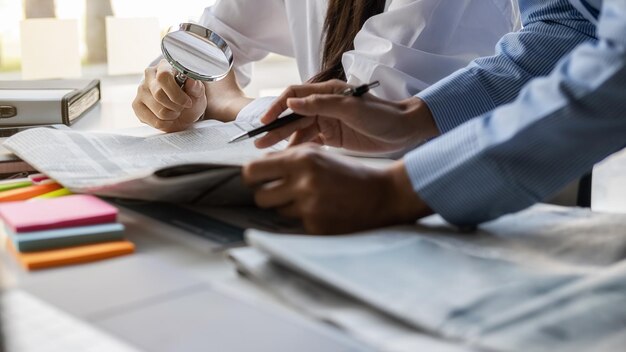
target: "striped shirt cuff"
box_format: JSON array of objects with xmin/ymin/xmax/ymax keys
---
[
  {"xmin": 404, "ymin": 118, "xmax": 535, "ymax": 226},
  {"xmin": 417, "ymin": 69, "xmax": 497, "ymax": 134}
]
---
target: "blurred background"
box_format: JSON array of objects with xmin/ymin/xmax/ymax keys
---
[{"xmin": 0, "ymin": 0, "xmax": 299, "ymax": 97}]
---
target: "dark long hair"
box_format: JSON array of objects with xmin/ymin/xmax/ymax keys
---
[{"xmin": 311, "ymin": 0, "xmax": 386, "ymax": 83}]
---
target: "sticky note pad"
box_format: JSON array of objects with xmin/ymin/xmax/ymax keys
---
[
  {"xmin": 0, "ymin": 194, "xmax": 118, "ymax": 233},
  {"xmin": 10, "ymin": 223, "xmax": 125, "ymax": 252},
  {"xmin": 7, "ymin": 239, "xmax": 135, "ymax": 271},
  {"xmin": 0, "ymin": 180, "xmax": 32, "ymax": 193},
  {"xmin": 32, "ymin": 188, "xmax": 72, "ymax": 200}
]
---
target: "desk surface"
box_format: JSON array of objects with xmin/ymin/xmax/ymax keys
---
[
  {"xmin": 0, "ymin": 75, "xmax": 465, "ymax": 351},
  {"xmin": 71, "ymin": 75, "xmax": 146, "ymax": 132},
  {"xmin": 2, "ymin": 73, "xmax": 624, "ymax": 351}
]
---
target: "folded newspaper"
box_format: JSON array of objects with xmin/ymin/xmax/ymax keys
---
[
  {"xmin": 2, "ymin": 121, "xmax": 285, "ymax": 204},
  {"xmin": 228, "ymin": 247, "xmax": 470, "ymax": 352},
  {"xmin": 237, "ymin": 204, "xmax": 626, "ymax": 352}
]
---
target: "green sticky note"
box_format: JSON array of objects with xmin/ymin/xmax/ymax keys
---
[{"xmin": 0, "ymin": 181, "xmax": 32, "ymax": 193}]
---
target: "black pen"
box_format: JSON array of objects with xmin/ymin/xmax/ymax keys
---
[{"xmin": 228, "ymin": 81, "xmax": 380, "ymax": 144}]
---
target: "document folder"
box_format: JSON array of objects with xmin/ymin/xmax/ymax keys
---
[{"xmin": 0, "ymin": 79, "xmax": 100, "ymax": 126}]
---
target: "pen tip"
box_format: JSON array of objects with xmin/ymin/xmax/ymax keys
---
[{"xmin": 228, "ymin": 133, "xmax": 248, "ymax": 144}]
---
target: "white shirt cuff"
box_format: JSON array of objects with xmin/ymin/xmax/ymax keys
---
[{"xmin": 235, "ymin": 96, "xmax": 277, "ymax": 127}]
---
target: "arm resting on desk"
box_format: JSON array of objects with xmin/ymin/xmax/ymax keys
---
[{"xmin": 405, "ymin": 0, "xmax": 626, "ymax": 226}]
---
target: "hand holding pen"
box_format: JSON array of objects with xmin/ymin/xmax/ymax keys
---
[
  {"xmin": 229, "ymin": 81, "xmax": 380, "ymax": 144},
  {"xmin": 231, "ymin": 79, "xmax": 437, "ymax": 153}
]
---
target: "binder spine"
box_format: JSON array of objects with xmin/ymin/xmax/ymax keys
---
[{"xmin": 62, "ymin": 80, "xmax": 101, "ymax": 125}]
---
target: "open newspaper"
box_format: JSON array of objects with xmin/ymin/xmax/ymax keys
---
[
  {"xmin": 241, "ymin": 204, "xmax": 626, "ymax": 352},
  {"xmin": 3, "ymin": 121, "xmax": 286, "ymax": 204}
]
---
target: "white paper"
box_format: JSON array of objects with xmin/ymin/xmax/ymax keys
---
[
  {"xmin": 106, "ymin": 17, "xmax": 161, "ymax": 75},
  {"xmin": 228, "ymin": 247, "xmax": 473, "ymax": 352},
  {"xmin": 0, "ymin": 89, "xmax": 72, "ymax": 101},
  {"xmin": 20, "ymin": 19, "xmax": 81, "ymax": 80},
  {"xmin": 3, "ymin": 121, "xmax": 286, "ymax": 204},
  {"xmin": 592, "ymin": 147, "xmax": 626, "ymax": 213}
]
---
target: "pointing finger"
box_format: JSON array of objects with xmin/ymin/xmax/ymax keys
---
[{"xmin": 260, "ymin": 80, "xmax": 350, "ymax": 125}]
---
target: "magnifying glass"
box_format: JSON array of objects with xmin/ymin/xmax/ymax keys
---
[{"xmin": 161, "ymin": 23, "xmax": 234, "ymax": 88}]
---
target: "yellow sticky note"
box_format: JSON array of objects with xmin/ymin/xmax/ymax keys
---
[{"xmin": 32, "ymin": 188, "xmax": 72, "ymax": 200}]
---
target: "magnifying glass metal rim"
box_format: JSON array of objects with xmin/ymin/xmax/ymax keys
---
[{"xmin": 161, "ymin": 22, "xmax": 234, "ymax": 84}]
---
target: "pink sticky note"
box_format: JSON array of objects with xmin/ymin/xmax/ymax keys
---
[
  {"xmin": 29, "ymin": 174, "xmax": 49, "ymax": 183},
  {"xmin": 0, "ymin": 195, "xmax": 118, "ymax": 233}
]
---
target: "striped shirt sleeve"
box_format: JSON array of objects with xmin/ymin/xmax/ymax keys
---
[
  {"xmin": 404, "ymin": 0, "xmax": 626, "ymax": 226},
  {"xmin": 416, "ymin": 0, "xmax": 597, "ymax": 133}
]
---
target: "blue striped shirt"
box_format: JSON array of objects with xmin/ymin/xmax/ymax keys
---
[
  {"xmin": 405, "ymin": 0, "xmax": 626, "ymax": 225},
  {"xmin": 417, "ymin": 0, "xmax": 597, "ymax": 133}
]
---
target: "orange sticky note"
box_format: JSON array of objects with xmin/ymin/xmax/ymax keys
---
[
  {"xmin": 7, "ymin": 239, "xmax": 135, "ymax": 271},
  {"xmin": 0, "ymin": 182, "xmax": 62, "ymax": 202}
]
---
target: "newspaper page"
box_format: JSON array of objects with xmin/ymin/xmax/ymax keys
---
[
  {"xmin": 245, "ymin": 204, "xmax": 626, "ymax": 352},
  {"xmin": 3, "ymin": 121, "xmax": 285, "ymax": 203}
]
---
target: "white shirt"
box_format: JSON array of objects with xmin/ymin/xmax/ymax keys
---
[{"xmin": 199, "ymin": 0, "xmax": 521, "ymax": 122}]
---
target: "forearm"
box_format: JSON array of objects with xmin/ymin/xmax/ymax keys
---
[
  {"xmin": 404, "ymin": 18, "xmax": 626, "ymax": 226},
  {"xmin": 417, "ymin": 0, "xmax": 597, "ymax": 133}
]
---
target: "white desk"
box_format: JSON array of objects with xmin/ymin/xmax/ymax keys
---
[
  {"xmin": 0, "ymin": 76, "xmax": 466, "ymax": 351},
  {"xmin": 71, "ymin": 75, "xmax": 146, "ymax": 132}
]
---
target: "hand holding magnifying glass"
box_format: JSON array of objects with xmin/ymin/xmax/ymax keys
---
[{"xmin": 132, "ymin": 23, "xmax": 240, "ymax": 132}]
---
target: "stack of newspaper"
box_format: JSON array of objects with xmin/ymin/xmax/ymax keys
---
[
  {"xmin": 230, "ymin": 204, "xmax": 626, "ymax": 352},
  {"xmin": 2, "ymin": 121, "xmax": 392, "ymax": 205},
  {"xmin": 2, "ymin": 121, "xmax": 284, "ymax": 205}
]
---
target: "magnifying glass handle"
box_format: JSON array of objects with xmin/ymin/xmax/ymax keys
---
[{"xmin": 175, "ymin": 72, "xmax": 188, "ymax": 89}]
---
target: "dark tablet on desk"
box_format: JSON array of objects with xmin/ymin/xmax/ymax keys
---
[
  {"xmin": 109, "ymin": 199, "xmax": 303, "ymax": 250},
  {"xmin": 109, "ymin": 199, "xmax": 245, "ymax": 247}
]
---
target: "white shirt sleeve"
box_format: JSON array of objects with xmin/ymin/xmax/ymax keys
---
[
  {"xmin": 235, "ymin": 96, "xmax": 276, "ymax": 127},
  {"xmin": 199, "ymin": 0, "xmax": 293, "ymax": 88},
  {"xmin": 343, "ymin": 0, "xmax": 521, "ymax": 100},
  {"xmin": 225, "ymin": 0, "xmax": 520, "ymax": 123}
]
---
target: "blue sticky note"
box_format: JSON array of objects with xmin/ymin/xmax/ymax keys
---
[{"xmin": 9, "ymin": 223, "xmax": 125, "ymax": 252}]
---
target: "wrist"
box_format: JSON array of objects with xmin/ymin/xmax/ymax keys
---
[
  {"xmin": 205, "ymin": 91, "xmax": 253, "ymax": 122},
  {"xmin": 382, "ymin": 160, "xmax": 432, "ymax": 224},
  {"xmin": 401, "ymin": 97, "xmax": 440, "ymax": 142},
  {"xmin": 204, "ymin": 69, "xmax": 253, "ymax": 122}
]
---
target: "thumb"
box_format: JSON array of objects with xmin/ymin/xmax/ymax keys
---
[
  {"xmin": 179, "ymin": 83, "xmax": 206, "ymax": 125},
  {"xmin": 185, "ymin": 79, "xmax": 205, "ymax": 99}
]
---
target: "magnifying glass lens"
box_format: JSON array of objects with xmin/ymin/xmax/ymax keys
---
[{"xmin": 161, "ymin": 23, "xmax": 233, "ymax": 84}]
